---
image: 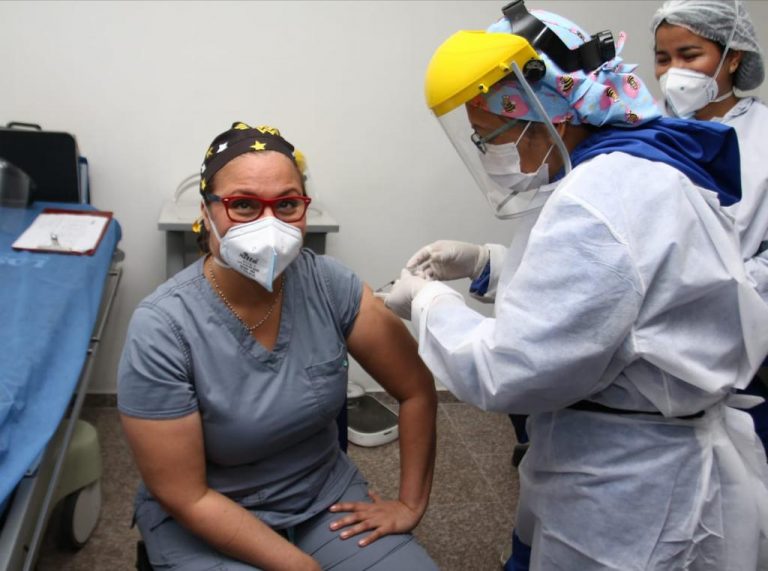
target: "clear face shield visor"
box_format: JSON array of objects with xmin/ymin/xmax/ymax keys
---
[
  {"xmin": 425, "ymin": 30, "xmax": 572, "ymax": 219},
  {"xmin": 435, "ymin": 63, "xmax": 570, "ymax": 219}
]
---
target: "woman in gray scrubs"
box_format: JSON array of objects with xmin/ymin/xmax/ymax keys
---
[{"xmin": 117, "ymin": 122, "xmax": 438, "ymax": 570}]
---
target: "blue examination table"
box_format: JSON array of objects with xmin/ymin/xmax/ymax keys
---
[{"xmin": 0, "ymin": 202, "xmax": 122, "ymax": 570}]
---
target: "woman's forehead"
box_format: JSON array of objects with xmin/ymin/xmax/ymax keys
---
[
  {"xmin": 655, "ymin": 23, "xmax": 717, "ymax": 51},
  {"xmin": 219, "ymin": 152, "xmax": 299, "ymax": 180},
  {"xmin": 215, "ymin": 152, "xmax": 302, "ymax": 194}
]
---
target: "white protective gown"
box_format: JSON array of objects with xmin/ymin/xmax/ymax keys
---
[
  {"xmin": 724, "ymin": 98, "xmax": 768, "ymax": 302},
  {"xmin": 412, "ymin": 152, "xmax": 768, "ymax": 570},
  {"xmin": 720, "ymin": 97, "xmax": 768, "ymax": 259}
]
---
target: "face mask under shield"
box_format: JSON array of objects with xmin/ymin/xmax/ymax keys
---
[{"xmin": 436, "ymin": 63, "xmax": 571, "ymax": 219}]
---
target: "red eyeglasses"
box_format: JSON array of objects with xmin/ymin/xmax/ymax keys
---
[{"xmin": 205, "ymin": 193, "xmax": 312, "ymax": 223}]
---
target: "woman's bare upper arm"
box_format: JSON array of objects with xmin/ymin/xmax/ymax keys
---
[
  {"xmin": 120, "ymin": 411, "xmax": 208, "ymax": 512},
  {"xmin": 346, "ymin": 285, "xmax": 434, "ymax": 402}
]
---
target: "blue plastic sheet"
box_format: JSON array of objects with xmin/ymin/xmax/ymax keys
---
[{"xmin": 0, "ymin": 202, "xmax": 121, "ymax": 510}]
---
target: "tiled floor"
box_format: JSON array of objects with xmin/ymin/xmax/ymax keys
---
[{"xmin": 36, "ymin": 392, "xmax": 520, "ymax": 570}]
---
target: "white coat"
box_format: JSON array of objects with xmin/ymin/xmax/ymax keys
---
[
  {"xmin": 721, "ymin": 97, "xmax": 768, "ymax": 260},
  {"xmin": 724, "ymin": 98, "xmax": 768, "ymax": 305},
  {"xmin": 412, "ymin": 152, "xmax": 768, "ymax": 570}
]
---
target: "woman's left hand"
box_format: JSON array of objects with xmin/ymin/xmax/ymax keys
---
[{"xmin": 328, "ymin": 491, "xmax": 423, "ymax": 546}]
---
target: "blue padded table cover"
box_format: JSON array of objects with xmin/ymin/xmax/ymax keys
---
[{"xmin": 0, "ymin": 202, "xmax": 121, "ymax": 510}]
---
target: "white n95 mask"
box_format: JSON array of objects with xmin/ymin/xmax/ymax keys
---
[
  {"xmin": 207, "ymin": 213, "xmax": 302, "ymax": 291},
  {"xmin": 659, "ymin": 68, "xmax": 732, "ymax": 118},
  {"xmin": 479, "ymin": 140, "xmax": 551, "ymax": 203}
]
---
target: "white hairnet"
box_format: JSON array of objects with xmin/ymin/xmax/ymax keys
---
[{"xmin": 651, "ymin": 0, "xmax": 764, "ymax": 90}]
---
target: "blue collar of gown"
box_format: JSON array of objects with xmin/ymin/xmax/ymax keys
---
[{"xmin": 568, "ymin": 117, "xmax": 741, "ymax": 206}]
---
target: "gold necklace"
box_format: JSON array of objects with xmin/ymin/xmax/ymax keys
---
[{"xmin": 207, "ymin": 260, "xmax": 284, "ymax": 332}]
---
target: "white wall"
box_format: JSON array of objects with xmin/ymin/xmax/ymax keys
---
[{"xmin": 1, "ymin": 1, "xmax": 766, "ymax": 393}]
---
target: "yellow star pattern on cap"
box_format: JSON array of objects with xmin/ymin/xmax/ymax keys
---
[
  {"xmin": 256, "ymin": 125, "xmax": 281, "ymax": 136},
  {"xmin": 250, "ymin": 140, "xmax": 267, "ymax": 151},
  {"xmin": 201, "ymin": 178, "xmax": 207, "ymax": 191},
  {"xmin": 206, "ymin": 146, "xmax": 214, "ymax": 159},
  {"xmin": 233, "ymin": 122, "xmax": 250, "ymax": 130}
]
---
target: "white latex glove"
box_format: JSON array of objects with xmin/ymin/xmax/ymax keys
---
[
  {"xmin": 379, "ymin": 268, "xmax": 430, "ymax": 320},
  {"xmin": 406, "ymin": 240, "xmax": 489, "ymax": 281}
]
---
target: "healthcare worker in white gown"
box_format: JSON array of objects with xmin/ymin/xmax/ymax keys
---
[
  {"xmin": 381, "ymin": 2, "xmax": 768, "ymax": 569},
  {"xmin": 652, "ymin": 0, "xmax": 768, "ymax": 459}
]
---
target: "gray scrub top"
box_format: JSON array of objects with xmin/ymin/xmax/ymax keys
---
[{"xmin": 118, "ymin": 249, "xmax": 363, "ymax": 528}]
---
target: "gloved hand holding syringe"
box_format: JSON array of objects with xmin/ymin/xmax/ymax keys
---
[
  {"xmin": 376, "ymin": 239, "xmax": 489, "ymax": 294},
  {"xmin": 374, "ymin": 239, "xmax": 487, "ymax": 320}
]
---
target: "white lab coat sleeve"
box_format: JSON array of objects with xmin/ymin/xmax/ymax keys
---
[{"xmin": 412, "ymin": 190, "xmax": 645, "ymax": 414}]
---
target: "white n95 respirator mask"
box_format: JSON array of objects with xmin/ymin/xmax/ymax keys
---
[
  {"xmin": 206, "ymin": 212, "xmax": 303, "ymax": 291},
  {"xmin": 659, "ymin": 67, "xmax": 733, "ymax": 119},
  {"xmin": 479, "ymin": 140, "xmax": 551, "ymax": 205}
]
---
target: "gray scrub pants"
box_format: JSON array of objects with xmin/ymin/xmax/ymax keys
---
[{"xmin": 135, "ymin": 474, "xmax": 438, "ymax": 570}]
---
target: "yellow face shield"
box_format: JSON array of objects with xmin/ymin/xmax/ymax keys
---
[
  {"xmin": 424, "ymin": 31, "xmax": 569, "ymax": 219},
  {"xmin": 425, "ymin": 31, "xmax": 541, "ymax": 118}
]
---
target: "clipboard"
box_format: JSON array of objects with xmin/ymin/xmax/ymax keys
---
[{"xmin": 11, "ymin": 208, "xmax": 113, "ymax": 255}]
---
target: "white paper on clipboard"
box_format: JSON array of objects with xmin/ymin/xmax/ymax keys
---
[{"xmin": 12, "ymin": 209, "xmax": 112, "ymax": 255}]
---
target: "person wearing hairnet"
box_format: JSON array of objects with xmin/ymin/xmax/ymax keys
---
[
  {"xmin": 380, "ymin": 1, "xmax": 768, "ymax": 569},
  {"xmin": 652, "ymin": 0, "xmax": 768, "ymax": 459}
]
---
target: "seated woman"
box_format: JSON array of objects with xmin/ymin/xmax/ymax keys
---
[{"xmin": 118, "ymin": 122, "xmax": 438, "ymax": 571}]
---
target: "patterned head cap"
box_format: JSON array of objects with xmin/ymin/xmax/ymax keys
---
[
  {"xmin": 470, "ymin": 10, "xmax": 662, "ymax": 127},
  {"xmin": 200, "ymin": 122, "xmax": 298, "ymax": 195}
]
